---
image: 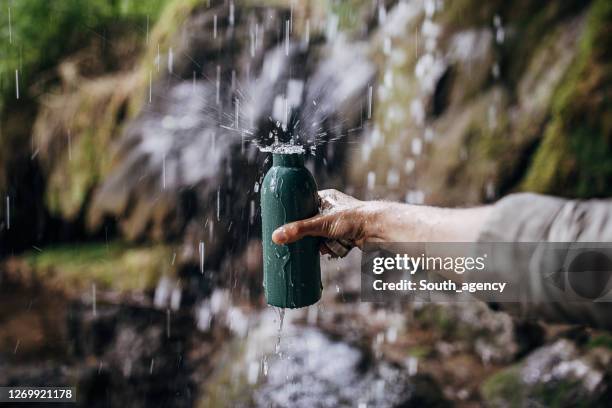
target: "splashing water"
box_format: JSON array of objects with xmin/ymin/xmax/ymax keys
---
[{"xmin": 260, "ymin": 144, "xmax": 305, "ymax": 155}]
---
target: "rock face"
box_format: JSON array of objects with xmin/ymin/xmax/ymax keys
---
[
  {"xmin": 81, "ymin": 2, "xmax": 375, "ymax": 274},
  {"xmin": 349, "ymin": 0, "xmax": 610, "ymax": 205},
  {"xmin": 482, "ymin": 339, "xmax": 612, "ymax": 407},
  {"xmin": 68, "ymin": 303, "xmax": 196, "ymax": 408},
  {"xmin": 0, "ymin": 278, "xmax": 196, "ymax": 408},
  {"xmin": 2, "ymin": 0, "xmax": 609, "ymax": 252},
  {"xmin": 0, "ymin": 0, "xmax": 611, "ymax": 406}
]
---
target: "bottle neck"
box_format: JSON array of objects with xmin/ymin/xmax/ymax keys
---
[{"xmin": 272, "ymin": 153, "xmax": 304, "ymax": 167}]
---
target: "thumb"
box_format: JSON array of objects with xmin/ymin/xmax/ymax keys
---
[{"xmin": 272, "ymin": 214, "xmax": 333, "ymax": 245}]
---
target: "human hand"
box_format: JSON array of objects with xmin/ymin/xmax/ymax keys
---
[
  {"xmin": 271, "ymin": 188, "xmax": 490, "ymax": 253},
  {"xmin": 271, "ymin": 189, "xmax": 383, "ymax": 250}
]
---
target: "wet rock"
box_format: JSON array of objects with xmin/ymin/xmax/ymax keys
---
[
  {"xmin": 0, "ymin": 275, "xmax": 198, "ymax": 408},
  {"xmin": 415, "ymin": 302, "xmax": 534, "ymax": 364},
  {"xmin": 85, "ymin": 2, "xmax": 374, "ymax": 279},
  {"xmin": 444, "ymin": 28, "xmax": 495, "ymax": 109},
  {"xmin": 520, "ymin": 0, "xmax": 612, "ymax": 197},
  {"xmin": 349, "ymin": 0, "xmax": 589, "ymax": 206},
  {"xmin": 199, "ymin": 306, "xmax": 450, "ymax": 408},
  {"xmin": 255, "ymin": 327, "xmax": 449, "ymax": 408},
  {"xmin": 482, "ymin": 339, "xmax": 612, "ymax": 407},
  {"xmin": 68, "ymin": 302, "xmax": 196, "ymax": 407}
]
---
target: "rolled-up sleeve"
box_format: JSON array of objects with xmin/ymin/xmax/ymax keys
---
[{"xmin": 478, "ymin": 193, "xmax": 612, "ymax": 329}]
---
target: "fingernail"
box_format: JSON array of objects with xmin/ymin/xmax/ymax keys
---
[{"xmin": 273, "ymin": 228, "xmax": 287, "ymax": 244}]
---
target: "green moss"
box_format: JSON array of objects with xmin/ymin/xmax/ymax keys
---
[
  {"xmin": 521, "ymin": 0, "xmax": 612, "ymax": 197},
  {"xmin": 531, "ymin": 379, "xmax": 589, "ymax": 408},
  {"xmin": 36, "ymin": 0, "xmax": 202, "ymax": 222},
  {"xmin": 587, "ymin": 333, "xmax": 612, "ymax": 350},
  {"xmin": 482, "ymin": 362, "xmax": 596, "ymax": 408},
  {"xmin": 439, "ymin": 0, "xmax": 501, "ymax": 30},
  {"xmin": 415, "ymin": 305, "xmax": 456, "ymax": 337},
  {"xmin": 329, "ymin": 0, "xmax": 372, "ymax": 32},
  {"xmin": 24, "ymin": 242, "xmax": 175, "ymax": 293},
  {"xmin": 0, "ymin": 0, "xmax": 166, "ymax": 111},
  {"xmin": 128, "ymin": 0, "xmax": 202, "ymax": 117},
  {"xmin": 40, "ymin": 74, "xmax": 135, "ymax": 220},
  {"xmin": 197, "ymin": 339, "xmax": 256, "ymax": 408},
  {"xmin": 480, "ymin": 365, "xmax": 524, "ymax": 408},
  {"xmin": 407, "ymin": 345, "xmax": 432, "ymax": 359}
]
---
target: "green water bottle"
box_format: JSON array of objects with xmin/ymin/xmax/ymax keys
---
[{"xmin": 261, "ymin": 152, "xmax": 322, "ymax": 308}]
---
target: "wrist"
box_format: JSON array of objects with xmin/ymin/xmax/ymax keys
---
[{"xmin": 361, "ymin": 201, "xmax": 396, "ymax": 242}]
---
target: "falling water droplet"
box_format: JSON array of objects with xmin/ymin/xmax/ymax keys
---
[
  {"xmin": 92, "ymin": 283, "xmax": 97, "ymax": 316},
  {"xmin": 15, "ymin": 69, "xmax": 19, "ymax": 99},
  {"xmin": 216, "ymin": 188, "xmax": 221, "ymax": 221},
  {"xmin": 367, "ymin": 171, "xmax": 376, "ymax": 190},
  {"xmin": 5, "ymin": 195, "xmax": 10, "ymax": 230},
  {"xmin": 250, "ymin": 23, "xmax": 256, "ymax": 57},
  {"xmin": 168, "ymin": 47, "xmax": 174, "ymax": 74},
  {"xmin": 149, "ymin": 70, "xmax": 152, "ymax": 103},
  {"xmin": 166, "ymin": 308, "xmax": 171, "ymax": 338},
  {"xmin": 155, "ymin": 44, "xmax": 160, "ymax": 72},
  {"xmin": 249, "ymin": 200, "xmax": 255, "ymax": 224},
  {"xmin": 235, "ymin": 97, "xmax": 240, "ymax": 129},
  {"xmin": 162, "ymin": 155, "xmax": 167, "ymax": 189},
  {"xmin": 199, "ymin": 241, "xmax": 205, "ymax": 274},
  {"xmin": 303, "ymin": 19, "xmax": 310, "ymax": 47},
  {"xmin": 367, "ymin": 85, "xmax": 373, "ymax": 119},
  {"xmin": 285, "ymin": 20, "xmax": 290, "ymax": 56},
  {"xmin": 215, "ymin": 65, "xmax": 221, "ymax": 105},
  {"xmin": 274, "ymin": 307, "xmax": 286, "ymax": 354},
  {"xmin": 229, "ymin": 1, "xmax": 235, "ymax": 27},
  {"xmin": 8, "ymin": 6, "xmax": 12, "ymax": 44}
]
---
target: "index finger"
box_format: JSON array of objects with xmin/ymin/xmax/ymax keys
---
[{"xmin": 272, "ymin": 213, "xmax": 334, "ymax": 245}]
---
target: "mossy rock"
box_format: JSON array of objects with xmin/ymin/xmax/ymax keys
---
[
  {"xmin": 521, "ymin": 0, "xmax": 612, "ymax": 198},
  {"xmin": 32, "ymin": 0, "xmax": 203, "ymax": 223},
  {"xmin": 482, "ymin": 364, "xmax": 593, "ymax": 408},
  {"xmin": 587, "ymin": 333, "xmax": 612, "ymax": 350},
  {"xmin": 23, "ymin": 242, "xmax": 175, "ymax": 294},
  {"xmin": 482, "ymin": 339, "xmax": 612, "ymax": 408},
  {"xmin": 35, "ymin": 72, "xmax": 137, "ymax": 221},
  {"xmin": 481, "ymin": 364, "xmax": 524, "ymax": 408}
]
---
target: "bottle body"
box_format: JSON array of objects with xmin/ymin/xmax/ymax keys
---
[{"xmin": 261, "ymin": 153, "xmax": 322, "ymax": 308}]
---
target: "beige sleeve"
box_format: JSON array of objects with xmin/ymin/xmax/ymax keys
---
[{"xmin": 478, "ymin": 193, "xmax": 612, "ymax": 329}]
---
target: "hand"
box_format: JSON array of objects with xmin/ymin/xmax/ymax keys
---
[
  {"xmin": 271, "ymin": 188, "xmax": 491, "ymax": 249},
  {"xmin": 271, "ymin": 189, "xmax": 383, "ymax": 249}
]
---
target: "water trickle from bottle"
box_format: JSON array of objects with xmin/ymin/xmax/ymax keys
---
[{"xmin": 274, "ymin": 307, "xmax": 286, "ymax": 355}]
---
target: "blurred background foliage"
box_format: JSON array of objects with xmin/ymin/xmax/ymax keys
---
[
  {"xmin": 0, "ymin": 1, "xmax": 611, "ymax": 407},
  {"xmin": 0, "ymin": 0, "xmax": 166, "ymax": 108}
]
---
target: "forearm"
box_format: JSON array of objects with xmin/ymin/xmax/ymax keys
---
[{"xmin": 367, "ymin": 202, "xmax": 493, "ymax": 242}]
